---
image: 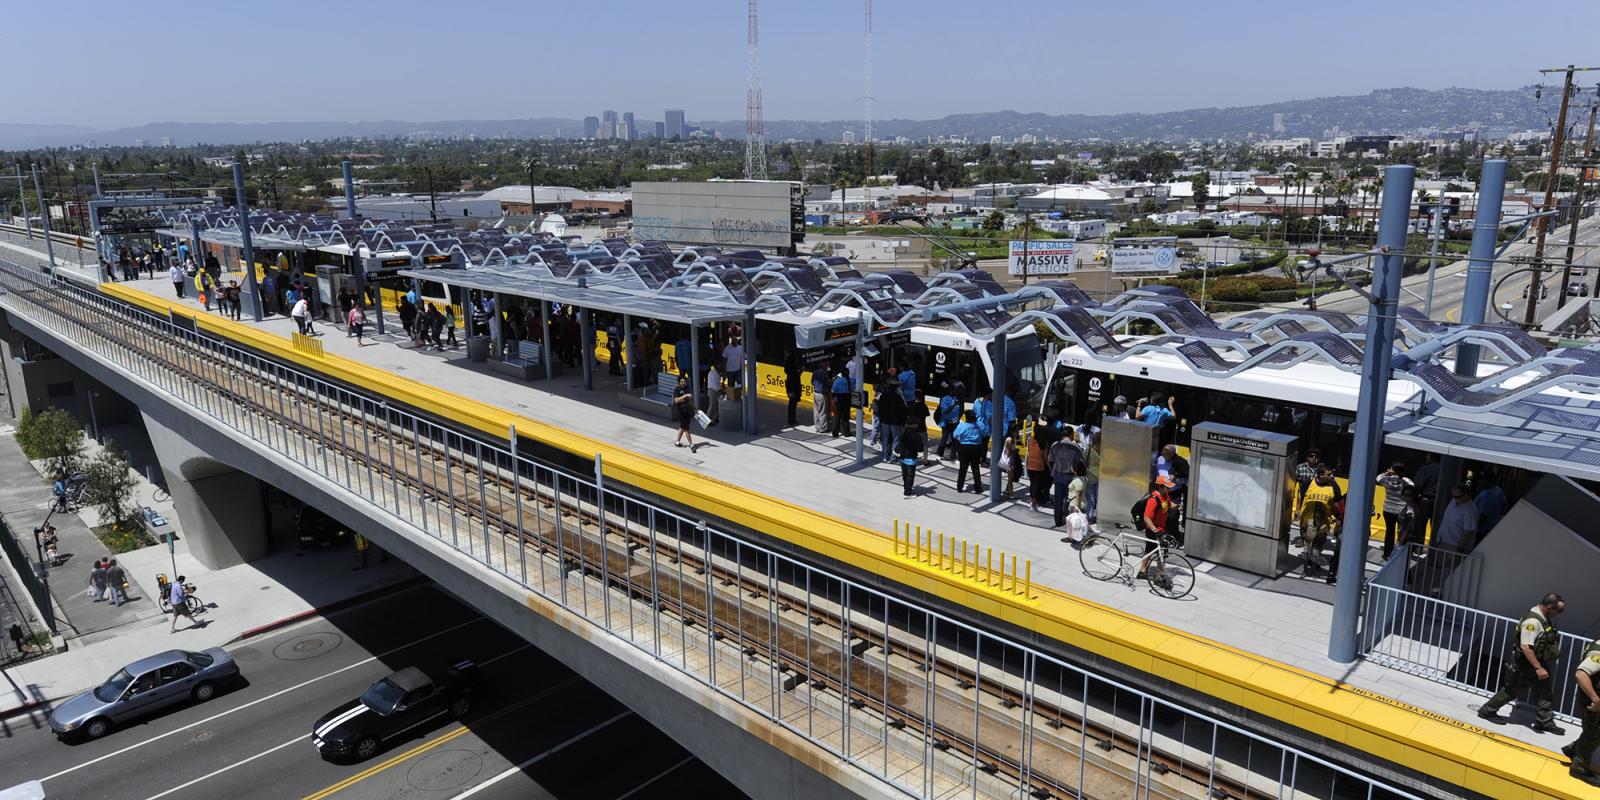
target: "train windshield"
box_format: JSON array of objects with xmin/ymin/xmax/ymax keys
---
[{"xmin": 1005, "ymin": 333, "xmax": 1046, "ymax": 410}]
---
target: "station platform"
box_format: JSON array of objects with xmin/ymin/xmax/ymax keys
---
[{"xmin": 17, "ymin": 248, "xmax": 1596, "ymax": 797}]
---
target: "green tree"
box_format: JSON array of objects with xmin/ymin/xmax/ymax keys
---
[
  {"xmin": 84, "ymin": 444, "xmax": 137, "ymax": 529},
  {"xmin": 16, "ymin": 407, "xmax": 84, "ymax": 478},
  {"xmin": 1190, "ymin": 170, "xmax": 1211, "ymax": 211},
  {"xmin": 981, "ymin": 210, "xmax": 1005, "ymax": 231}
]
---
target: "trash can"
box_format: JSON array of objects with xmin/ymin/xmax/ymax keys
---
[{"xmin": 467, "ymin": 336, "xmax": 491, "ymax": 363}]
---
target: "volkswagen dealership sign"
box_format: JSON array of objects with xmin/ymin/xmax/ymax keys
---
[{"xmin": 1111, "ymin": 236, "xmax": 1179, "ymax": 274}]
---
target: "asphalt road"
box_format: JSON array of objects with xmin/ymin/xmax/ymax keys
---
[
  {"xmin": 0, "ymin": 584, "xmax": 744, "ymax": 800},
  {"xmin": 1285, "ymin": 216, "xmax": 1600, "ymax": 325}
]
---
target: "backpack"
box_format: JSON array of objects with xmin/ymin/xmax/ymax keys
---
[{"xmin": 1130, "ymin": 492, "xmax": 1156, "ymax": 528}]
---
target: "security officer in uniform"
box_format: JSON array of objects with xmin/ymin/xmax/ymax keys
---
[
  {"xmin": 1478, "ymin": 592, "xmax": 1567, "ymax": 734},
  {"xmin": 1563, "ymin": 637, "xmax": 1600, "ymax": 785}
]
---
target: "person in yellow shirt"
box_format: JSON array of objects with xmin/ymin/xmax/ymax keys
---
[{"xmin": 1298, "ymin": 468, "xmax": 1342, "ymax": 578}]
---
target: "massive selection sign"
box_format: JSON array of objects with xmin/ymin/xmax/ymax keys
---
[
  {"xmin": 1007, "ymin": 240, "xmax": 1077, "ymax": 275},
  {"xmin": 1111, "ymin": 236, "xmax": 1179, "ymax": 275},
  {"xmin": 632, "ymin": 180, "xmax": 803, "ymax": 251}
]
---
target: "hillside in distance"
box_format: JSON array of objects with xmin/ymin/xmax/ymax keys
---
[{"xmin": 0, "ymin": 86, "xmax": 1546, "ymax": 149}]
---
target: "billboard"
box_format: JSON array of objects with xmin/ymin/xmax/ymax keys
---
[
  {"xmin": 1111, "ymin": 236, "xmax": 1179, "ymax": 274},
  {"xmin": 632, "ymin": 180, "xmax": 803, "ymax": 251},
  {"xmin": 1007, "ymin": 240, "xmax": 1077, "ymax": 275}
]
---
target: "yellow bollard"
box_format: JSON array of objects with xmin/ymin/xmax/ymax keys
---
[
  {"xmin": 999, "ymin": 554, "xmax": 1008, "ymax": 592},
  {"xmin": 958, "ymin": 541, "xmax": 967, "ymax": 578},
  {"xmin": 916, "ymin": 525, "xmax": 924, "ymax": 562},
  {"xmin": 986, "ymin": 548, "xmax": 993, "ymax": 586},
  {"xmin": 893, "ymin": 520, "xmax": 901, "ymax": 555},
  {"xmin": 1010, "ymin": 555, "xmax": 1019, "ymax": 593},
  {"xmin": 938, "ymin": 531, "xmax": 945, "ymax": 569},
  {"xmin": 1024, "ymin": 560, "xmax": 1032, "ymax": 599}
]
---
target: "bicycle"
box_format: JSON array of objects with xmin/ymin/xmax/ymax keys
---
[
  {"xmin": 155, "ymin": 575, "xmax": 204, "ymax": 616},
  {"xmin": 1078, "ymin": 529, "xmax": 1196, "ymax": 599}
]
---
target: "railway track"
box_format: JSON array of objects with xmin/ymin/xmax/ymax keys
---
[{"xmin": 1, "ymin": 267, "xmax": 1360, "ymax": 800}]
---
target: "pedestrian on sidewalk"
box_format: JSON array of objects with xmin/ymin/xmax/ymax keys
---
[
  {"xmin": 783, "ymin": 349, "xmax": 803, "ymax": 426},
  {"xmin": 1565, "ymin": 637, "xmax": 1600, "ymax": 784},
  {"xmin": 353, "ymin": 534, "xmax": 370, "ymax": 570},
  {"xmin": 223, "ymin": 281, "xmax": 241, "ymax": 319},
  {"xmin": 99, "ymin": 258, "xmax": 117, "ymax": 283},
  {"xmin": 830, "ymin": 371, "xmax": 852, "ymax": 438},
  {"xmin": 1048, "ymin": 431, "xmax": 1084, "ymax": 527},
  {"xmin": 169, "ymin": 262, "xmax": 186, "ymax": 299},
  {"xmin": 53, "ymin": 473, "xmax": 68, "ymax": 512},
  {"xmin": 89, "ymin": 559, "xmax": 107, "ymax": 602},
  {"xmin": 169, "ymin": 576, "xmax": 192, "ymax": 632},
  {"xmin": 105, "ymin": 559, "xmax": 127, "ymax": 607}
]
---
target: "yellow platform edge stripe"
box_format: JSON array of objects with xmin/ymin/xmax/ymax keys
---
[{"xmin": 95, "ymin": 283, "xmax": 1580, "ymax": 800}]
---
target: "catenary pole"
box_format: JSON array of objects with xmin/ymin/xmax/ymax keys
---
[
  {"xmin": 31, "ymin": 165, "xmax": 56, "ymax": 277},
  {"xmin": 1328, "ymin": 164, "xmax": 1415, "ymax": 663},
  {"xmin": 987, "ymin": 337, "xmax": 1009, "ymax": 503},
  {"xmin": 16, "ymin": 164, "xmax": 32, "ymax": 240}
]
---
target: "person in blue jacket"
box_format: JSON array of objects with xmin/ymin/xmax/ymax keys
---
[
  {"xmin": 830, "ymin": 371, "xmax": 852, "ymax": 438},
  {"xmin": 953, "ymin": 410, "xmax": 985, "ymax": 493},
  {"xmin": 973, "ymin": 390, "xmax": 993, "ymax": 452},
  {"xmin": 935, "ymin": 382, "xmax": 963, "ymax": 460}
]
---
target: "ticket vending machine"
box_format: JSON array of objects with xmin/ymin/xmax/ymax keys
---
[{"xmin": 1185, "ymin": 422, "xmax": 1297, "ymax": 577}]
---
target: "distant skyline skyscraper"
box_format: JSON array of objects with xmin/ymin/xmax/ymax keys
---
[
  {"xmin": 665, "ymin": 109, "xmax": 685, "ymax": 140},
  {"xmin": 582, "ymin": 116, "xmax": 599, "ymax": 138},
  {"xmin": 621, "ymin": 111, "xmax": 636, "ymax": 141},
  {"xmin": 653, "ymin": 121, "xmax": 665, "ymax": 139},
  {"xmin": 601, "ymin": 109, "xmax": 618, "ymax": 139}
]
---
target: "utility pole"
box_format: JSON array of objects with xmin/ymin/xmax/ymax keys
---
[
  {"xmin": 1019, "ymin": 209, "xmax": 1031, "ymax": 286},
  {"xmin": 1559, "ymin": 91, "xmax": 1598, "ymax": 308},
  {"xmin": 1422, "ymin": 135, "xmax": 1449, "ymax": 317},
  {"xmin": 31, "ymin": 165, "xmax": 56, "ymax": 277},
  {"xmin": 1525, "ymin": 65, "xmax": 1600, "ymax": 326}
]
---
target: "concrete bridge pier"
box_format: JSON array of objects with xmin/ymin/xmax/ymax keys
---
[{"xmin": 142, "ymin": 412, "xmax": 268, "ymax": 569}]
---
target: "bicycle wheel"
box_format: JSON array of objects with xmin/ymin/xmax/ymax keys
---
[
  {"xmin": 1078, "ymin": 535, "xmax": 1124, "ymax": 581},
  {"xmin": 1146, "ymin": 551, "xmax": 1196, "ymax": 599},
  {"xmin": 186, "ymin": 596, "xmax": 204, "ymax": 615},
  {"xmin": 153, "ymin": 487, "xmax": 170, "ymax": 503}
]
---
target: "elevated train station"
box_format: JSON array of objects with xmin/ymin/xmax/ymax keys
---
[{"xmin": 3, "ymin": 162, "xmax": 1600, "ymax": 799}]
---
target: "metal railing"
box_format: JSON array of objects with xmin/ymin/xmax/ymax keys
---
[
  {"xmin": 1361, "ymin": 544, "xmax": 1590, "ymax": 723},
  {"xmin": 0, "ymin": 255, "xmax": 1421, "ymax": 800}
]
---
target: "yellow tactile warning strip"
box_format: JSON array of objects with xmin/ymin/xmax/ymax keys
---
[{"xmin": 97, "ymin": 283, "xmax": 1591, "ymax": 799}]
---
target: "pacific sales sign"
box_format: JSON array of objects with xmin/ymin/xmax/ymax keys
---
[{"xmin": 1008, "ymin": 240, "xmax": 1077, "ymax": 275}]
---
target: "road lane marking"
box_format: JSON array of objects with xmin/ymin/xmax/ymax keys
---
[
  {"xmin": 614, "ymin": 755, "xmax": 696, "ymax": 800},
  {"xmin": 300, "ymin": 675, "xmax": 584, "ymax": 800},
  {"xmin": 447, "ymin": 711, "xmax": 634, "ymax": 799},
  {"xmin": 41, "ymin": 616, "xmax": 488, "ymax": 783},
  {"xmin": 137, "ymin": 735, "xmax": 306, "ymax": 800}
]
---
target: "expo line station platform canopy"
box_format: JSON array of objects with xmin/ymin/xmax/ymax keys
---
[{"xmin": 86, "ymin": 278, "xmax": 1591, "ymax": 800}]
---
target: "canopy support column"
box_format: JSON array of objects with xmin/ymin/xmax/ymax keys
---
[
  {"xmin": 540, "ymin": 299, "xmax": 553, "ymax": 382},
  {"xmin": 743, "ymin": 309, "xmax": 758, "ymax": 435},
  {"xmin": 579, "ymin": 309, "xmax": 594, "ymax": 390}
]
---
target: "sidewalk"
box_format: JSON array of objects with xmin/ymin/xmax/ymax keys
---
[{"xmin": 0, "ymin": 421, "xmax": 417, "ymax": 718}]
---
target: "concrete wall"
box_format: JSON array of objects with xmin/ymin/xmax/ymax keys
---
[
  {"xmin": 0, "ymin": 314, "xmax": 132, "ymax": 433},
  {"xmin": 1475, "ymin": 475, "xmax": 1600, "ymax": 638},
  {"xmin": 0, "ymin": 302, "xmax": 891, "ymax": 800}
]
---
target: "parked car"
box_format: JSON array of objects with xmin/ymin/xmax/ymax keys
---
[
  {"xmin": 48, "ymin": 649, "xmax": 240, "ymax": 740},
  {"xmin": 312, "ymin": 660, "xmax": 482, "ymax": 762},
  {"xmin": 296, "ymin": 505, "xmax": 350, "ymax": 549},
  {"xmin": 1523, "ymin": 281, "xmax": 1549, "ymax": 299},
  {"xmin": 1568, "ymin": 279, "xmax": 1590, "ymax": 298}
]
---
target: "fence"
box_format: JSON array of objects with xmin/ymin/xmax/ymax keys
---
[
  {"xmin": 0, "ymin": 255, "xmax": 1420, "ymax": 800},
  {"xmin": 1361, "ymin": 544, "xmax": 1590, "ymax": 723}
]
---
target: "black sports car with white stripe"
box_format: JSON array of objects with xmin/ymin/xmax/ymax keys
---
[{"xmin": 312, "ymin": 660, "xmax": 481, "ymax": 762}]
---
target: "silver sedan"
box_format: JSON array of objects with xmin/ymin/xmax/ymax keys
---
[{"xmin": 47, "ymin": 648, "xmax": 241, "ymax": 740}]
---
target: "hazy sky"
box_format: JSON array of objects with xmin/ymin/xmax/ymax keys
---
[{"xmin": 5, "ymin": 0, "xmax": 1597, "ymax": 128}]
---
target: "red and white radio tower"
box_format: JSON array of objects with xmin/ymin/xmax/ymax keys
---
[{"xmin": 744, "ymin": 0, "xmax": 768, "ymax": 180}]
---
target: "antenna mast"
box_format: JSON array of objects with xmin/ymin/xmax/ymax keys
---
[
  {"xmin": 744, "ymin": 0, "xmax": 768, "ymax": 180},
  {"xmin": 864, "ymin": 0, "xmax": 873, "ymax": 180}
]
